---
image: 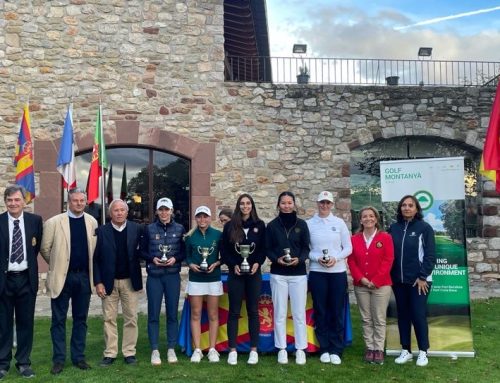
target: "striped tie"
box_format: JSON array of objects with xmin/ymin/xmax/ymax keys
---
[{"xmin": 10, "ymin": 219, "xmax": 24, "ymax": 264}]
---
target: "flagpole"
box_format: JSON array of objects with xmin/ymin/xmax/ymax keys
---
[{"xmin": 99, "ymin": 102, "xmax": 106, "ymax": 225}]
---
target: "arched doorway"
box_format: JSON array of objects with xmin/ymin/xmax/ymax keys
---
[{"xmin": 350, "ymin": 136, "xmax": 481, "ymax": 235}]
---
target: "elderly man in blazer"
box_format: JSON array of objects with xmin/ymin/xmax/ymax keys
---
[
  {"xmin": 40, "ymin": 188, "xmax": 98, "ymax": 375},
  {"xmin": 93, "ymin": 199, "xmax": 143, "ymax": 367},
  {"xmin": 0, "ymin": 185, "xmax": 43, "ymax": 380}
]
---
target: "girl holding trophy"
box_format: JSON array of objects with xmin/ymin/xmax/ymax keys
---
[
  {"xmin": 265, "ymin": 191, "xmax": 310, "ymax": 365},
  {"xmin": 220, "ymin": 194, "xmax": 266, "ymax": 365},
  {"xmin": 307, "ymin": 191, "xmax": 352, "ymax": 365},
  {"xmin": 185, "ymin": 206, "xmax": 222, "ymax": 363}
]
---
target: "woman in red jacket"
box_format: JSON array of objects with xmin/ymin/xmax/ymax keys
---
[{"xmin": 348, "ymin": 206, "xmax": 394, "ymax": 365}]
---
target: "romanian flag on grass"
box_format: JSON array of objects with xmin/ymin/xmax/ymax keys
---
[
  {"xmin": 14, "ymin": 104, "xmax": 36, "ymax": 203},
  {"xmin": 480, "ymin": 82, "xmax": 500, "ymax": 192},
  {"xmin": 86, "ymin": 104, "xmax": 107, "ymax": 203}
]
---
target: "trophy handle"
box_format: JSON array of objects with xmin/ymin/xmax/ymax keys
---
[
  {"xmin": 208, "ymin": 247, "xmax": 215, "ymax": 255},
  {"xmin": 197, "ymin": 246, "xmax": 202, "ymax": 255},
  {"xmin": 234, "ymin": 243, "xmax": 240, "ymax": 254},
  {"xmin": 249, "ymin": 242, "xmax": 256, "ymax": 254}
]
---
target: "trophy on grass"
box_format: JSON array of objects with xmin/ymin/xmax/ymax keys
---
[
  {"xmin": 158, "ymin": 244, "xmax": 172, "ymax": 263},
  {"xmin": 322, "ymin": 248, "xmax": 330, "ymax": 262},
  {"xmin": 283, "ymin": 248, "xmax": 292, "ymax": 263},
  {"xmin": 197, "ymin": 246, "xmax": 214, "ymax": 272},
  {"xmin": 235, "ymin": 243, "xmax": 256, "ymax": 274}
]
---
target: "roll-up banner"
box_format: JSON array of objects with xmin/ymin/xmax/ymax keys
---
[{"xmin": 380, "ymin": 157, "xmax": 475, "ymax": 358}]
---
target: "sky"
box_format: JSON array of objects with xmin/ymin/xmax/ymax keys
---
[{"xmin": 266, "ymin": 0, "xmax": 500, "ymax": 61}]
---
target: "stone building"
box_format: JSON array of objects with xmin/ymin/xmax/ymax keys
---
[{"xmin": 0, "ymin": 1, "xmax": 498, "ymax": 291}]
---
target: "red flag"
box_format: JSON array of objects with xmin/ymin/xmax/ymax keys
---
[
  {"xmin": 480, "ymin": 82, "xmax": 500, "ymax": 192},
  {"xmin": 14, "ymin": 104, "xmax": 36, "ymax": 203},
  {"xmin": 86, "ymin": 105, "xmax": 107, "ymax": 203}
]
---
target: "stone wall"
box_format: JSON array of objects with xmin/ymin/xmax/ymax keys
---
[{"xmin": 0, "ymin": 1, "xmax": 498, "ymax": 289}]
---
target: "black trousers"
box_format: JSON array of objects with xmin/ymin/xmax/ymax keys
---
[
  {"xmin": 0, "ymin": 272, "xmax": 36, "ymax": 371},
  {"xmin": 227, "ymin": 272, "xmax": 262, "ymax": 349}
]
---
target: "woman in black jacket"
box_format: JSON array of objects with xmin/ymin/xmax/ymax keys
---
[
  {"xmin": 220, "ymin": 194, "xmax": 266, "ymax": 365},
  {"xmin": 265, "ymin": 191, "xmax": 310, "ymax": 365},
  {"xmin": 389, "ymin": 195, "xmax": 436, "ymax": 367}
]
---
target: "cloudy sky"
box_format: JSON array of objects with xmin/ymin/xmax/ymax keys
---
[{"xmin": 266, "ymin": 0, "xmax": 500, "ymax": 61}]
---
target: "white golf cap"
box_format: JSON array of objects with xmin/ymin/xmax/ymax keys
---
[
  {"xmin": 156, "ymin": 197, "xmax": 173, "ymax": 210},
  {"xmin": 194, "ymin": 205, "xmax": 211, "ymax": 217},
  {"xmin": 317, "ymin": 191, "xmax": 334, "ymax": 203}
]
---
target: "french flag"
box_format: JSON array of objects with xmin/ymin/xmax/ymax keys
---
[{"xmin": 57, "ymin": 104, "xmax": 77, "ymax": 191}]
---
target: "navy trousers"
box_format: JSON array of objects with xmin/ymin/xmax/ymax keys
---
[
  {"xmin": 392, "ymin": 282, "xmax": 431, "ymax": 351},
  {"xmin": 309, "ymin": 271, "xmax": 347, "ymax": 356},
  {"xmin": 50, "ymin": 271, "xmax": 91, "ymax": 364},
  {"xmin": 146, "ymin": 272, "xmax": 181, "ymax": 350}
]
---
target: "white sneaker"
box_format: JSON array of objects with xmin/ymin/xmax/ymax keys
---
[
  {"xmin": 151, "ymin": 349, "xmax": 161, "ymax": 366},
  {"xmin": 295, "ymin": 349, "xmax": 306, "ymax": 365},
  {"xmin": 190, "ymin": 348, "xmax": 203, "ymax": 363},
  {"xmin": 320, "ymin": 352, "xmax": 330, "ymax": 363},
  {"xmin": 416, "ymin": 350, "xmax": 428, "ymax": 367},
  {"xmin": 330, "ymin": 354, "xmax": 342, "ymax": 365},
  {"xmin": 227, "ymin": 351, "xmax": 238, "ymax": 365},
  {"xmin": 247, "ymin": 350, "xmax": 258, "ymax": 365},
  {"xmin": 395, "ymin": 349, "xmax": 413, "ymax": 364},
  {"xmin": 277, "ymin": 349, "xmax": 288, "ymax": 364},
  {"xmin": 207, "ymin": 348, "xmax": 220, "ymax": 363},
  {"xmin": 167, "ymin": 348, "xmax": 178, "ymax": 363}
]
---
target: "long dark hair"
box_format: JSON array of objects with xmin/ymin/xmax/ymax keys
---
[
  {"xmin": 276, "ymin": 191, "xmax": 296, "ymax": 210},
  {"xmin": 396, "ymin": 194, "xmax": 423, "ymax": 221},
  {"xmin": 229, "ymin": 193, "xmax": 262, "ymax": 244}
]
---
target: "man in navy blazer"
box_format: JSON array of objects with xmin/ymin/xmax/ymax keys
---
[
  {"xmin": 93, "ymin": 199, "xmax": 143, "ymax": 367},
  {"xmin": 0, "ymin": 185, "xmax": 43, "ymax": 380}
]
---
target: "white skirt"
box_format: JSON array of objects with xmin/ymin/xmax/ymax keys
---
[{"xmin": 186, "ymin": 281, "xmax": 223, "ymax": 296}]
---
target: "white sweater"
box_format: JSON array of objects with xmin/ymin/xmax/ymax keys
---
[{"xmin": 306, "ymin": 213, "xmax": 352, "ymax": 273}]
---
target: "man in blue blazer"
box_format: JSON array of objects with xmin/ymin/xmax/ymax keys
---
[
  {"xmin": 93, "ymin": 199, "xmax": 144, "ymax": 367},
  {"xmin": 0, "ymin": 185, "xmax": 43, "ymax": 380}
]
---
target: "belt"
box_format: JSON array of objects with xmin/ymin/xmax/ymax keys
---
[{"xmin": 7, "ymin": 269, "xmax": 28, "ymax": 276}]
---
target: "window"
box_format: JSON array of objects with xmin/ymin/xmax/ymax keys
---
[{"xmin": 71, "ymin": 147, "xmax": 190, "ymax": 229}]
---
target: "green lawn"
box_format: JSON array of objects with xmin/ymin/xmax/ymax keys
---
[{"xmin": 4, "ymin": 298, "xmax": 499, "ymax": 382}]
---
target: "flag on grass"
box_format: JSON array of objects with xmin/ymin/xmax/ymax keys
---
[
  {"xmin": 86, "ymin": 104, "xmax": 107, "ymax": 203},
  {"xmin": 120, "ymin": 163, "xmax": 127, "ymax": 200},
  {"xmin": 480, "ymin": 82, "xmax": 500, "ymax": 193},
  {"xmin": 56, "ymin": 104, "xmax": 77, "ymax": 191},
  {"xmin": 106, "ymin": 164, "xmax": 113, "ymax": 204},
  {"xmin": 14, "ymin": 104, "xmax": 36, "ymax": 203}
]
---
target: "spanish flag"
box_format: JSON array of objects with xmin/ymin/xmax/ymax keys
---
[
  {"xmin": 14, "ymin": 104, "xmax": 36, "ymax": 203},
  {"xmin": 86, "ymin": 104, "xmax": 107, "ymax": 204},
  {"xmin": 480, "ymin": 82, "xmax": 500, "ymax": 193}
]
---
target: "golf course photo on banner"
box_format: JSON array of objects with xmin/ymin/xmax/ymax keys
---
[{"xmin": 380, "ymin": 157, "xmax": 475, "ymax": 358}]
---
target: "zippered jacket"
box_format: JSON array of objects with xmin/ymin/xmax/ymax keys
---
[
  {"xmin": 389, "ymin": 218, "xmax": 436, "ymax": 284},
  {"xmin": 265, "ymin": 215, "xmax": 310, "ymax": 276}
]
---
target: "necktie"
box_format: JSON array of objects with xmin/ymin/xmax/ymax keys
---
[{"xmin": 10, "ymin": 219, "xmax": 24, "ymax": 264}]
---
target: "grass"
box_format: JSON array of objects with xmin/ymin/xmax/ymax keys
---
[{"xmin": 4, "ymin": 298, "xmax": 500, "ymax": 383}]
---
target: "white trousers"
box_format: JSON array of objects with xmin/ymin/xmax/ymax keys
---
[{"xmin": 270, "ymin": 274, "xmax": 308, "ymax": 350}]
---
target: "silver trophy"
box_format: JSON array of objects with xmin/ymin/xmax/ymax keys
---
[
  {"xmin": 322, "ymin": 248, "xmax": 330, "ymax": 262},
  {"xmin": 197, "ymin": 246, "xmax": 214, "ymax": 272},
  {"xmin": 283, "ymin": 248, "xmax": 292, "ymax": 263},
  {"xmin": 158, "ymin": 244, "xmax": 172, "ymax": 263},
  {"xmin": 235, "ymin": 243, "xmax": 255, "ymax": 274}
]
